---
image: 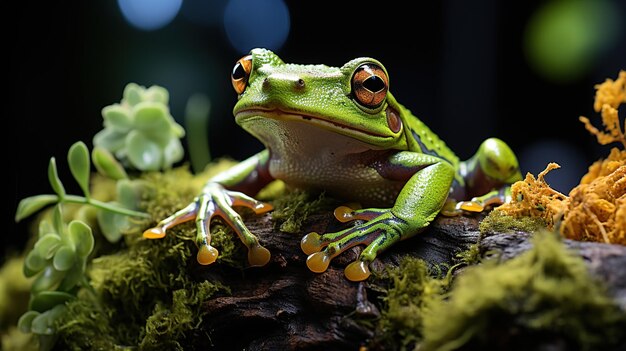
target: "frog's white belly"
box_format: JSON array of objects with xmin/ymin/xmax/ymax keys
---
[{"xmin": 240, "ymin": 116, "xmax": 404, "ymax": 206}]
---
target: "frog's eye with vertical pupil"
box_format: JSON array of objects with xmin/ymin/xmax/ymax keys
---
[
  {"xmin": 351, "ymin": 63, "xmax": 389, "ymax": 109},
  {"xmin": 231, "ymin": 55, "xmax": 253, "ymax": 94}
]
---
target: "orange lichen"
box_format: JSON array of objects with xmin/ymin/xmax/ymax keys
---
[
  {"xmin": 562, "ymin": 163, "xmax": 625, "ymax": 244},
  {"xmin": 497, "ymin": 163, "xmax": 568, "ymax": 228},
  {"xmin": 579, "ymin": 70, "xmax": 626, "ymax": 148},
  {"xmin": 495, "ymin": 70, "xmax": 626, "ymax": 245}
]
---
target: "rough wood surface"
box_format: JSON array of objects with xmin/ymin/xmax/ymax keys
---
[{"xmin": 194, "ymin": 212, "xmax": 625, "ymax": 350}]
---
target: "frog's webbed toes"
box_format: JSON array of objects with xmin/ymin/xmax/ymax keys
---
[
  {"xmin": 143, "ymin": 202, "xmax": 199, "ymax": 239},
  {"xmin": 248, "ymin": 244, "xmax": 271, "ymax": 267},
  {"xmin": 302, "ymin": 210, "xmax": 401, "ymax": 281},
  {"xmin": 344, "ymin": 260, "xmax": 371, "ymax": 282},
  {"xmin": 197, "ymin": 244, "xmax": 219, "ymax": 265},
  {"xmin": 300, "ymin": 232, "xmax": 324, "ymax": 255},
  {"xmin": 456, "ymin": 200, "xmax": 485, "ymax": 213},
  {"xmin": 227, "ymin": 190, "xmax": 274, "ymax": 214},
  {"xmin": 456, "ymin": 188, "xmax": 510, "ymax": 213},
  {"xmin": 306, "ymin": 251, "xmax": 331, "ymax": 273},
  {"xmin": 143, "ymin": 227, "xmax": 167, "ymax": 239}
]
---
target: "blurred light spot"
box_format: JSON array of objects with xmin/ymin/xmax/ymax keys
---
[
  {"xmin": 524, "ymin": 0, "xmax": 620, "ymax": 83},
  {"xmin": 181, "ymin": 0, "xmax": 229, "ymax": 27},
  {"xmin": 118, "ymin": 0, "xmax": 182, "ymax": 31},
  {"xmin": 518, "ymin": 139, "xmax": 588, "ymax": 194},
  {"xmin": 223, "ymin": 0, "xmax": 290, "ymax": 54}
]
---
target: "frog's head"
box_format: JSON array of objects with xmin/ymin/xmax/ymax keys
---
[{"xmin": 231, "ymin": 48, "xmax": 405, "ymax": 149}]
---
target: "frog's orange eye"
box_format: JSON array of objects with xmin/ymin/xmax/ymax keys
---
[
  {"xmin": 231, "ymin": 55, "xmax": 253, "ymax": 94},
  {"xmin": 351, "ymin": 63, "xmax": 388, "ymax": 109}
]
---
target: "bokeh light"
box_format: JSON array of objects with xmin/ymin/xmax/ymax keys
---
[
  {"xmin": 223, "ymin": 0, "xmax": 290, "ymax": 54},
  {"xmin": 180, "ymin": 0, "xmax": 229, "ymax": 27},
  {"xmin": 118, "ymin": 0, "xmax": 183, "ymax": 31},
  {"xmin": 524, "ymin": 0, "xmax": 621, "ymax": 83}
]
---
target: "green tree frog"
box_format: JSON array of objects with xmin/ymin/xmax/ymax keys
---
[{"xmin": 143, "ymin": 48, "xmax": 521, "ymax": 281}]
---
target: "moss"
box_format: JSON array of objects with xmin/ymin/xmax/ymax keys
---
[
  {"xmin": 53, "ymin": 164, "xmax": 232, "ymax": 349},
  {"xmin": 209, "ymin": 219, "xmax": 246, "ymax": 268},
  {"xmin": 370, "ymin": 257, "xmax": 449, "ymax": 351},
  {"xmin": 0, "ymin": 256, "xmax": 37, "ymax": 350},
  {"xmin": 270, "ymin": 189, "xmax": 338, "ymax": 233},
  {"xmin": 454, "ymin": 243, "xmax": 482, "ymax": 266},
  {"xmin": 420, "ymin": 231, "xmax": 626, "ymax": 351},
  {"xmin": 479, "ymin": 209, "xmax": 547, "ymax": 236},
  {"xmin": 140, "ymin": 281, "xmax": 228, "ymax": 350}
]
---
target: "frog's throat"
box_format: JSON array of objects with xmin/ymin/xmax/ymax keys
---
[{"xmin": 235, "ymin": 108, "xmax": 393, "ymax": 140}]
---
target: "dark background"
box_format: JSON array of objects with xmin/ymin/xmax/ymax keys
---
[{"xmin": 7, "ymin": 0, "xmax": 625, "ymax": 260}]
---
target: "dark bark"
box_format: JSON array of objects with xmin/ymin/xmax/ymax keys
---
[{"xmin": 194, "ymin": 212, "xmax": 626, "ymax": 350}]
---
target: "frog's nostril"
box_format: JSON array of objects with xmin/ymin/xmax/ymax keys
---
[{"xmin": 262, "ymin": 77, "xmax": 270, "ymax": 90}]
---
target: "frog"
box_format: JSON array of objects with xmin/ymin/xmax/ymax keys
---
[{"xmin": 143, "ymin": 48, "xmax": 522, "ymax": 282}]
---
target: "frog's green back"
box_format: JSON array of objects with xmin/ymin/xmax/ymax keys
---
[{"xmin": 388, "ymin": 93, "xmax": 460, "ymax": 169}]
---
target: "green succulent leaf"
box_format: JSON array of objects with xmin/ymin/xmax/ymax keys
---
[
  {"xmin": 133, "ymin": 102, "xmax": 170, "ymax": 133},
  {"xmin": 34, "ymin": 233, "xmax": 62, "ymax": 260},
  {"xmin": 126, "ymin": 131, "xmax": 162, "ymax": 171},
  {"xmin": 57, "ymin": 265, "xmax": 85, "ymax": 292},
  {"xmin": 102, "ymin": 104, "xmax": 132, "ymax": 133},
  {"xmin": 68, "ymin": 220, "xmax": 94, "ymax": 257},
  {"xmin": 92, "ymin": 146, "xmax": 128, "ymax": 180},
  {"xmin": 123, "ymin": 82, "xmax": 143, "ymax": 106},
  {"xmin": 68, "ymin": 141, "xmax": 91, "ymax": 198},
  {"xmin": 31, "ymin": 266, "xmax": 64, "ymax": 293},
  {"xmin": 145, "ymin": 85, "xmax": 169, "ymax": 104},
  {"xmin": 171, "ymin": 122, "xmax": 186, "ymax": 138},
  {"xmin": 163, "ymin": 138, "xmax": 184, "ymax": 169},
  {"xmin": 53, "ymin": 246, "xmax": 76, "ymax": 271},
  {"xmin": 24, "ymin": 250, "xmax": 46, "ymax": 277},
  {"xmin": 18, "ymin": 311, "xmax": 39, "ymax": 333},
  {"xmin": 47, "ymin": 158, "xmax": 66, "ymax": 198},
  {"xmin": 29, "ymin": 291, "xmax": 74, "ymax": 313},
  {"xmin": 30, "ymin": 312, "xmax": 52, "ymax": 335},
  {"xmin": 30, "ymin": 306, "xmax": 66, "ymax": 336},
  {"xmin": 15, "ymin": 194, "xmax": 59, "ymax": 222},
  {"xmin": 38, "ymin": 219, "xmax": 55, "ymax": 239},
  {"xmin": 96, "ymin": 206, "xmax": 127, "ymax": 243},
  {"xmin": 51, "ymin": 206, "xmax": 65, "ymax": 238},
  {"xmin": 116, "ymin": 179, "xmax": 145, "ymax": 208},
  {"xmin": 93, "ymin": 128, "xmax": 126, "ymax": 153}
]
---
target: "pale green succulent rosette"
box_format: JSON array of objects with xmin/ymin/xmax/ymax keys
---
[{"xmin": 93, "ymin": 83, "xmax": 185, "ymax": 171}]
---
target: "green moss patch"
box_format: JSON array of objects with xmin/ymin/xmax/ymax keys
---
[
  {"xmin": 479, "ymin": 209, "xmax": 547, "ymax": 236},
  {"xmin": 369, "ymin": 257, "xmax": 449, "ymax": 350},
  {"xmin": 270, "ymin": 189, "xmax": 338, "ymax": 233},
  {"xmin": 420, "ymin": 232, "xmax": 626, "ymax": 351},
  {"xmin": 52, "ymin": 165, "xmax": 231, "ymax": 349}
]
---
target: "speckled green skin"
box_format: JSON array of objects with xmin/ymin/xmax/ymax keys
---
[{"xmin": 150, "ymin": 48, "xmax": 521, "ymax": 280}]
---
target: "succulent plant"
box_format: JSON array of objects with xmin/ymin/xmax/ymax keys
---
[
  {"xmin": 17, "ymin": 205, "xmax": 94, "ymax": 350},
  {"xmin": 93, "ymin": 83, "xmax": 185, "ymax": 171}
]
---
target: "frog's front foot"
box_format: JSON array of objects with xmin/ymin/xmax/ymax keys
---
[
  {"xmin": 143, "ymin": 183, "xmax": 274, "ymax": 267},
  {"xmin": 301, "ymin": 206, "xmax": 404, "ymax": 282}
]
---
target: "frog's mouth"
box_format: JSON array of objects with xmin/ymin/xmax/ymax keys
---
[{"xmin": 235, "ymin": 108, "xmax": 391, "ymax": 139}]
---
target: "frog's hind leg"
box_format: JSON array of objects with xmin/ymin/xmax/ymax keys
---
[{"xmin": 456, "ymin": 137, "xmax": 522, "ymax": 212}]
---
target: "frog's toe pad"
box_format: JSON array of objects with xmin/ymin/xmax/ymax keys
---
[
  {"xmin": 248, "ymin": 244, "xmax": 271, "ymax": 267},
  {"xmin": 143, "ymin": 227, "xmax": 166, "ymax": 239},
  {"xmin": 344, "ymin": 261, "xmax": 371, "ymax": 281},
  {"xmin": 306, "ymin": 251, "xmax": 330, "ymax": 273},
  {"xmin": 457, "ymin": 201, "xmax": 485, "ymax": 213},
  {"xmin": 301, "ymin": 232, "xmax": 323, "ymax": 255},
  {"xmin": 197, "ymin": 245, "xmax": 219, "ymax": 265}
]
